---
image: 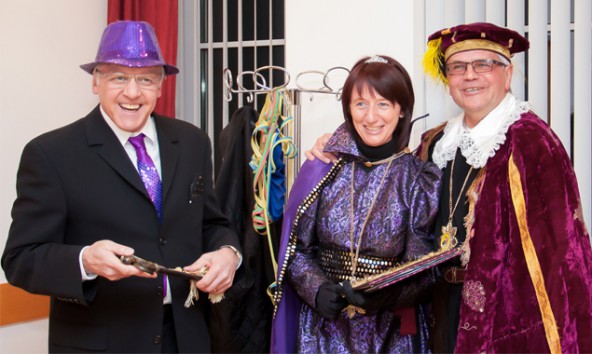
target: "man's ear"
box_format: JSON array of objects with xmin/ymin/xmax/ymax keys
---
[
  {"xmin": 504, "ymin": 64, "xmax": 514, "ymax": 91},
  {"xmin": 91, "ymin": 75, "xmax": 99, "ymax": 95}
]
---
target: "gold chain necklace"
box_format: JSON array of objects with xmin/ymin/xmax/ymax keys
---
[
  {"xmin": 363, "ymin": 147, "xmax": 410, "ymax": 167},
  {"xmin": 349, "ymin": 150, "xmax": 406, "ymax": 279},
  {"xmin": 440, "ymin": 156, "xmax": 474, "ymax": 250}
]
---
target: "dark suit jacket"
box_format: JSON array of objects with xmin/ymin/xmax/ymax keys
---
[{"xmin": 2, "ymin": 105, "xmax": 240, "ymax": 353}]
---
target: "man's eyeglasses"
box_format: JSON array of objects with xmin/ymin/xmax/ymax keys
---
[
  {"xmin": 94, "ymin": 69, "xmax": 164, "ymax": 90},
  {"xmin": 445, "ymin": 59, "xmax": 508, "ymax": 76}
]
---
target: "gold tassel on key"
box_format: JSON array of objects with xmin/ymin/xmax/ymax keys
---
[
  {"xmin": 183, "ymin": 280, "xmax": 225, "ymax": 306},
  {"xmin": 183, "ymin": 267, "xmax": 213, "ymax": 308},
  {"xmin": 344, "ymin": 305, "xmax": 366, "ymax": 319}
]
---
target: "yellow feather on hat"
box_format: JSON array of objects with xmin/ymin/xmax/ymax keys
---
[{"xmin": 422, "ymin": 37, "xmax": 448, "ymax": 85}]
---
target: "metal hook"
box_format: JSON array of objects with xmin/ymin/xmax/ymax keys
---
[
  {"xmin": 236, "ymin": 70, "xmax": 264, "ymax": 104},
  {"xmin": 253, "ymin": 65, "xmax": 290, "ymax": 90},
  {"xmin": 323, "ymin": 66, "xmax": 350, "ymax": 93},
  {"xmin": 335, "ymin": 88, "xmax": 343, "ymax": 101},
  {"xmin": 295, "ymin": 70, "xmax": 329, "ymax": 92},
  {"xmin": 236, "ymin": 70, "xmax": 257, "ymax": 91},
  {"xmin": 223, "ymin": 68, "xmax": 234, "ymax": 90},
  {"xmin": 223, "ymin": 68, "xmax": 234, "ymax": 102}
]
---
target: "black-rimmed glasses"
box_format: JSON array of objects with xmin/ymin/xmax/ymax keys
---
[{"xmin": 445, "ymin": 59, "xmax": 508, "ymax": 76}]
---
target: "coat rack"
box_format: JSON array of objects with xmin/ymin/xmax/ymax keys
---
[
  {"xmin": 223, "ymin": 65, "xmax": 350, "ymax": 176},
  {"xmin": 223, "ymin": 65, "xmax": 349, "ymax": 103}
]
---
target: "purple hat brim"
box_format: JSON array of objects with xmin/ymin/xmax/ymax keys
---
[{"xmin": 80, "ymin": 60, "xmax": 179, "ymax": 76}]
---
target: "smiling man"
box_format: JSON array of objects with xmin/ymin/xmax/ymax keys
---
[
  {"xmin": 419, "ymin": 22, "xmax": 592, "ymax": 353},
  {"xmin": 2, "ymin": 21, "xmax": 241, "ymax": 353}
]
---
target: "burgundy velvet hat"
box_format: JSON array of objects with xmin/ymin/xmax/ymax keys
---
[
  {"xmin": 80, "ymin": 20, "xmax": 179, "ymax": 76},
  {"xmin": 423, "ymin": 22, "xmax": 529, "ymax": 84}
]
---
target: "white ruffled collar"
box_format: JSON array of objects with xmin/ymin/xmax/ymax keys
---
[{"xmin": 432, "ymin": 93, "xmax": 530, "ymax": 169}]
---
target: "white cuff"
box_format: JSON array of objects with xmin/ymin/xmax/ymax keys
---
[
  {"xmin": 220, "ymin": 245, "xmax": 242, "ymax": 269},
  {"xmin": 79, "ymin": 246, "xmax": 98, "ymax": 281}
]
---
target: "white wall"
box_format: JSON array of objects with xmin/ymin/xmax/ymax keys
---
[
  {"xmin": 0, "ymin": 0, "xmax": 106, "ymax": 352},
  {"xmin": 285, "ymin": 0, "xmax": 417, "ymax": 163},
  {"xmin": 0, "ymin": 319, "xmax": 48, "ymax": 354},
  {"xmin": 0, "ymin": 0, "xmax": 107, "ymax": 282}
]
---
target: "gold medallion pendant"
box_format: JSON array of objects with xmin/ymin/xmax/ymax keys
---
[
  {"xmin": 440, "ymin": 222, "xmax": 458, "ymax": 250},
  {"xmin": 441, "ymin": 156, "xmax": 474, "ymax": 251}
]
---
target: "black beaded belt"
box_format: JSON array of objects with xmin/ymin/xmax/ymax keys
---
[{"xmin": 318, "ymin": 248, "xmax": 397, "ymax": 283}]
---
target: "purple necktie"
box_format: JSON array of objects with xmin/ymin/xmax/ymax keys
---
[
  {"xmin": 128, "ymin": 134, "xmax": 163, "ymax": 221},
  {"xmin": 129, "ymin": 134, "xmax": 167, "ymax": 299}
]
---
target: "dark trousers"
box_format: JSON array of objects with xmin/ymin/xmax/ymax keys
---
[
  {"xmin": 162, "ymin": 305, "xmax": 179, "ymax": 353},
  {"xmin": 430, "ymin": 278, "xmax": 462, "ymax": 353}
]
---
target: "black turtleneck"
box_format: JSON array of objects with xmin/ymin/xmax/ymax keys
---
[{"xmin": 355, "ymin": 135, "xmax": 399, "ymax": 162}]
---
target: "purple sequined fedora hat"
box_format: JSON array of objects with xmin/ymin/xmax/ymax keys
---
[{"xmin": 80, "ymin": 20, "xmax": 179, "ymax": 76}]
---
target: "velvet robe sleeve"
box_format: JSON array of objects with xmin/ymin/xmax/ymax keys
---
[{"xmin": 506, "ymin": 116, "xmax": 592, "ymax": 352}]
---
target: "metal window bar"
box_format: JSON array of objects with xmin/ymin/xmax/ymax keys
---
[{"xmin": 193, "ymin": 0, "xmax": 286, "ymax": 166}]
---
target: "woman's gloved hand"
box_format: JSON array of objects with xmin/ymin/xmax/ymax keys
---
[
  {"xmin": 341, "ymin": 280, "xmax": 370, "ymax": 308},
  {"xmin": 315, "ymin": 282, "xmax": 348, "ymax": 320},
  {"xmin": 342, "ymin": 280, "xmax": 402, "ymax": 312}
]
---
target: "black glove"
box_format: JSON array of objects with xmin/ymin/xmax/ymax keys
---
[
  {"xmin": 341, "ymin": 280, "xmax": 369, "ymax": 308},
  {"xmin": 315, "ymin": 282, "xmax": 348, "ymax": 320},
  {"xmin": 342, "ymin": 280, "xmax": 402, "ymax": 313}
]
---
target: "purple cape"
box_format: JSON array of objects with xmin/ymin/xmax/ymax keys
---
[{"xmin": 270, "ymin": 159, "xmax": 333, "ymax": 354}]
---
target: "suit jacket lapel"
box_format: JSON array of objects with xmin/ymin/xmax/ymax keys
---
[
  {"xmin": 154, "ymin": 115, "xmax": 179, "ymax": 203},
  {"xmin": 84, "ymin": 105, "xmax": 149, "ymax": 199}
]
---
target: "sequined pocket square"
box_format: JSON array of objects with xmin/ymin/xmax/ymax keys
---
[{"xmin": 190, "ymin": 175, "xmax": 205, "ymax": 201}]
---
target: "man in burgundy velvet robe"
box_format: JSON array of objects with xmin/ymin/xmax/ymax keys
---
[
  {"xmin": 305, "ymin": 21, "xmax": 592, "ymax": 354},
  {"xmin": 419, "ymin": 22, "xmax": 592, "ymax": 353}
]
